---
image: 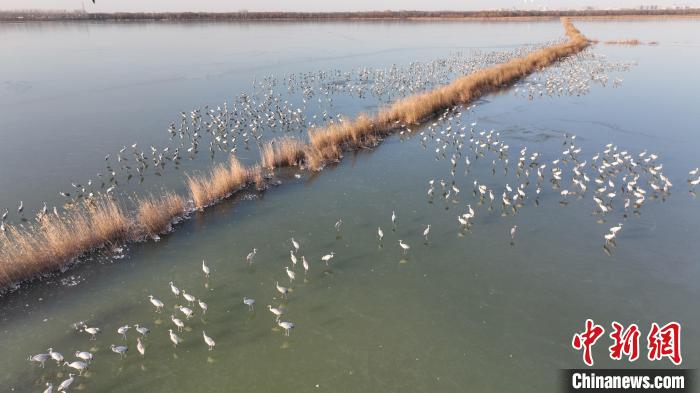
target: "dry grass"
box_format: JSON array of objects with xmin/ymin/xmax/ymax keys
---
[
  {"xmin": 186, "ymin": 156, "xmax": 250, "ymax": 209},
  {"xmin": 261, "ymin": 137, "xmax": 307, "ymax": 170},
  {"xmin": 248, "ymin": 165, "xmax": 267, "ymax": 191},
  {"xmin": 0, "ymin": 198, "xmax": 131, "ymax": 287},
  {"xmin": 136, "ymin": 192, "xmax": 185, "ymax": 236}
]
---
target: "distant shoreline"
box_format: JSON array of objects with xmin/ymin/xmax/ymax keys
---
[{"xmin": 1, "ymin": 9, "xmax": 700, "ymax": 22}]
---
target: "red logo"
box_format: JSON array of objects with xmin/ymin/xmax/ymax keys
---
[
  {"xmin": 572, "ymin": 319, "xmax": 605, "ymax": 366},
  {"xmin": 572, "ymin": 320, "xmax": 682, "ymax": 366},
  {"xmin": 647, "ymin": 322, "xmax": 682, "ymax": 365},
  {"xmin": 609, "ymin": 322, "xmax": 640, "ymax": 362}
]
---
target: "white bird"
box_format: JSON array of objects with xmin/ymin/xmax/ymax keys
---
[
  {"xmin": 457, "ymin": 215, "xmax": 468, "ymax": 227},
  {"xmin": 48, "ymin": 348, "xmax": 64, "ymax": 364},
  {"xmin": 168, "ymin": 329, "xmax": 183, "ymax": 347},
  {"xmin": 246, "ymin": 248, "xmax": 257, "ymax": 265},
  {"xmin": 136, "ymin": 337, "xmax": 145, "ymax": 356},
  {"xmin": 391, "ymin": 210, "xmax": 396, "ymax": 226},
  {"xmin": 291, "ymin": 237, "xmax": 300, "ymax": 252},
  {"xmin": 75, "ymin": 351, "xmax": 93, "ymax": 364},
  {"xmin": 335, "ymin": 218, "xmax": 343, "ymax": 232},
  {"xmin": 510, "ymin": 225, "xmax": 518, "ymax": 241},
  {"xmin": 148, "ymin": 295, "xmax": 164, "ymax": 312},
  {"xmin": 110, "ymin": 344, "xmax": 128, "ymax": 359},
  {"xmin": 321, "ymin": 252, "xmax": 335, "ymax": 265},
  {"xmin": 398, "ymin": 240, "xmax": 410, "ymax": 255},
  {"xmin": 275, "ymin": 281, "xmax": 289, "ymax": 298},
  {"xmin": 134, "ymin": 324, "xmax": 150, "ymax": 337},
  {"xmin": 117, "ymin": 325, "xmax": 130, "ymax": 340},
  {"xmin": 81, "ymin": 325, "xmax": 100, "ymax": 340},
  {"xmin": 171, "ymin": 315, "xmax": 185, "ymax": 332},
  {"xmin": 64, "ymin": 360, "xmax": 88, "ymax": 375},
  {"xmin": 302, "ymin": 256, "xmax": 309, "ymax": 274},
  {"xmin": 377, "ymin": 227, "xmax": 384, "ymax": 241},
  {"xmin": 423, "ymin": 225, "xmax": 431, "ymax": 241},
  {"xmin": 43, "ymin": 382, "xmax": 53, "ymax": 393},
  {"xmin": 28, "ymin": 353, "xmax": 50, "ymax": 368},
  {"xmin": 290, "ymin": 250, "xmax": 297, "ymax": 266},
  {"xmin": 179, "ymin": 306, "xmax": 194, "ymax": 319},
  {"xmin": 182, "ymin": 291, "xmax": 196, "ymax": 306},
  {"xmin": 202, "ymin": 260, "xmax": 210, "ymax": 278},
  {"xmin": 202, "ymin": 331, "xmax": 216, "ymax": 350},
  {"xmin": 610, "ymin": 223, "xmax": 623, "ymax": 235},
  {"xmin": 57, "ymin": 374, "xmax": 75, "ymax": 392},
  {"xmin": 278, "ymin": 320, "xmax": 295, "ymax": 336},
  {"xmin": 169, "ymin": 281, "xmax": 180, "ymax": 297},
  {"xmin": 198, "ymin": 299, "xmax": 208, "ymax": 314},
  {"xmin": 268, "ymin": 305, "xmax": 284, "ymax": 321},
  {"xmin": 243, "ymin": 297, "xmax": 255, "ymax": 311},
  {"xmin": 285, "ymin": 266, "xmax": 296, "ymax": 283}
]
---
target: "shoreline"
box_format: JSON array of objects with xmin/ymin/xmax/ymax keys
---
[{"xmin": 1, "ymin": 10, "xmax": 699, "ymax": 22}]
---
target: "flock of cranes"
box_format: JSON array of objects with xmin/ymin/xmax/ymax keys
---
[
  {"xmin": 1, "ymin": 43, "xmax": 635, "ymax": 229},
  {"xmin": 415, "ymin": 103, "xmax": 689, "ymax": 255},
  {"xmin": 25, "ymin": 107, "xmax": 694, "ymax": 384},
  {"xmin": 7, "ymin": 38, "xmax": 699, "ymax": 393},
  {"xmin": 27, "ymin": 228, "xmax": 372, "ymax": 391}
]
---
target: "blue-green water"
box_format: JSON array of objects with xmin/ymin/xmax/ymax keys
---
[{"xmin": 0, "ymin": 19, "xmax": 699, "ymax": 393}]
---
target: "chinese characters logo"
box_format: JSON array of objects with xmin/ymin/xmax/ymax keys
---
[{"xmin": 572, "ymin": 319, "xmax": 681, "ymax": 366}]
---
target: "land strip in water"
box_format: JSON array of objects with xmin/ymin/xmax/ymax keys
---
[{"xmin": 0, "ymin": 19, "xmax": 590, "ymax": 292}]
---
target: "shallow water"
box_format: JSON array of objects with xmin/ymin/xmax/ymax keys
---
[{"xmin": 1, "ymin": 19, "xmax": 699, "ymax": 393}]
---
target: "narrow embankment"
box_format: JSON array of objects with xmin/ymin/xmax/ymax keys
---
[
  {"xmin": 0, "ymin": 18, "xmax": 590, "ymax": 291},
  {"xmin": 603, "ymin": 39, "xmax": 658, "ymax": 45}
]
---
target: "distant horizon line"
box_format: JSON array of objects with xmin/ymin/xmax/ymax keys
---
[
  {"xmin": 2, "ymin": 8, "xmax": 699, "ymax": 21},
  {"xmin": 2, "ymin": 7, "xmax": 699, "ymax": 12}
]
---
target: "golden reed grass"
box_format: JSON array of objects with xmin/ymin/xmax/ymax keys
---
[
  {"xmin": 0, "ymin": 19, "xmax": 589, "ymax": 290},
  {"xmin": 136, "ymin": 192, "xmax": 185, "ymax": 236},
  {"xmin": 0, "ymin": 198, "xmax": 130, "ymax": 287},
  {"xmin": 0, "ymin": 192, "xmax": 189, "ymax": 288},
  {"xmin": 186, "ymin": 156, "xmax": 252, "ymax": 209}
]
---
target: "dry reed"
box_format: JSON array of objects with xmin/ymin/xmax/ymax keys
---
[
  {"xmin": 261, "ymin": 137, "xmax": 307, "ymax": 170},
  {"xmin": 136, "ymin": 192, "xmax": 185, "ymax": 236},
  {"xmin": 0, "ymin": 198, "xmax": 131, "ymax": 287},
  {"xmin": 186, "ymin": 156, "xmax": 250, "ymax": 209}
]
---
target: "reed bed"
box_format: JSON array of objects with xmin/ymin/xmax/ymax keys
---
[
  {"xmin": 186, "ymin": 156, "xmax": 250, "ymax": 209},
  {"xmin": 261, "ymin": 137, "xmax": 307, "ymax": 170},
  {"xmin": 1, "ymin": 19, "xmax": 590, "ymax": 291},
  {"xmin": 136, "ymin": 192, "xmax": 186, "ymax": 236},
  {"xmin": 0, "ymin": 198, "xmax": 130, "ymax": 287}
]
